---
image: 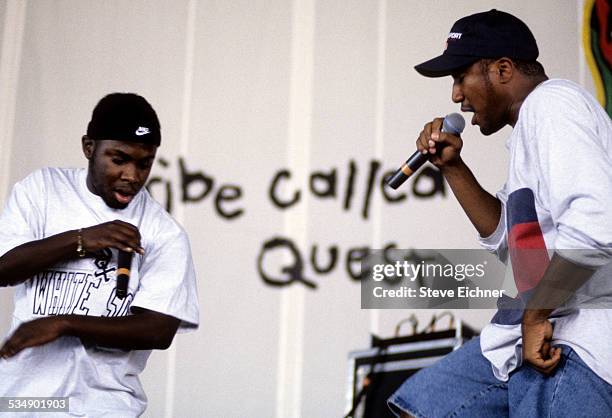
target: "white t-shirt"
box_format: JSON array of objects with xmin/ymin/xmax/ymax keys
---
[
  {"xmin": 478, "ymin": 79, "xmax": 612, "ymax": 385},
  {"xmin": 0, "ymin": 167, "xmax": 199, "ymax": 417}
]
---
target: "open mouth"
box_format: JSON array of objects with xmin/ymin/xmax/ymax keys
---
[{"xmin": 113, "ymin": 190, "xmax": 135, "ymax": 205}]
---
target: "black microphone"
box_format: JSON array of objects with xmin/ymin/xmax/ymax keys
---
[
  {"xmin": 116, "ymin": 250, "xmax": 133, "ymax": 299},
  {"xmin": 387, "ymin": 113, "xmax": 465, "ymax": 189}
]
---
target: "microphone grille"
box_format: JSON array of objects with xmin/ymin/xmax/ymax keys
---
[{"xmin": 443, "ymin": 113, "xmax": 466, "ymax": 135}]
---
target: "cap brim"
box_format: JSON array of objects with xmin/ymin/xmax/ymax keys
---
[{"xmin": 414, "ymin": 54, "xmax": 479, "ymax": 78}]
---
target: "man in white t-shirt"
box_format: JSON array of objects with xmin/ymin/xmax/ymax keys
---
[
  {"xmin": 388, "ymin": 9, "xmax": 612, "ymax": 417},
  {"xmin": 0, "ymin": 93, "xmax": 199, "ymax": 417}
]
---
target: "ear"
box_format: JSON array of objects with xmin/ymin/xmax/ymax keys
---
[
  {"xmin": 494, "ymin": 58, "xmax": 514, "ymax": 84},
  {"xmin": 82, "ymin": 135, "xmax": 96, "ymax": 160}
]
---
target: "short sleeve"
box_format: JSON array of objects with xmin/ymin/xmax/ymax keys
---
[
  {"xmin": 130, "ymin": 227, "xmax": 199, "ymax": 331},
  {"xmin": 478, "ymin": 188, "xmax": 509, "ymax": 263},
  {"xmin": 0, "ymin": 173, "xmax": 44, "ymax": 256},
  {"xmin": 531, "ymin": 84, "xmax": 612, "ymax": 266}
]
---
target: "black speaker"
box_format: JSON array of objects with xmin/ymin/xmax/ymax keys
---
[{"xmin": 345, "ymin": 321, "xmax": 477, "ymax": 418}]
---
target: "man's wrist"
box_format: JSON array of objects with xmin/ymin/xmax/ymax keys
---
[
  {"xmin": 75, "ymin": 229, "xmax": 86, "ymax": 258},
  {"xmin": 54, "ymin": 315, "xmax": 73, "ymax": 337},
  {"xmin": 439, "ymin": 157, "xmax": 465, "ymax": 175},
  {"xmin": 522, "ymin": 308, "xmax": 553, "ymax": 324}
]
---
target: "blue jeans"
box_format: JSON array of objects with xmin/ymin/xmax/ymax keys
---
[{"xmin": 387, "ymin": 337, "xmax": 612, "ymax": 417}]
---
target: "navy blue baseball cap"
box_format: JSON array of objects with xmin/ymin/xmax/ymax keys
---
[{"xmin": 415, "ymin": 9, "xmax": 539, "ymax": 78}]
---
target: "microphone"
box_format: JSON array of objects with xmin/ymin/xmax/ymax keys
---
[
  {"xmin": 116, "ymin": 250, "xmax": 133, "ymax": 299},
  {"xmin": 387, "ymin": 113, "xmax": 465, "ymax": 189}
]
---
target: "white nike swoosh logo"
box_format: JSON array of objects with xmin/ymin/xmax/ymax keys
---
[{"xmin": 135, "ymin": 127, "xmax": 150, "ymax": 136}]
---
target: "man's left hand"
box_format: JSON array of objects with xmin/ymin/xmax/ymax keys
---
[
  {"xmin": 0, "ymin": 317, "xmax": 66, "ymax": 359},
  {"xmin": 521, "ymin": 317, "xmax": 561, "ymax": 375}
]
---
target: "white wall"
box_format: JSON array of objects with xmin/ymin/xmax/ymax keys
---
[{"xmin": 0, "ymin": 1, "xmax": 590, "ymax": 417}]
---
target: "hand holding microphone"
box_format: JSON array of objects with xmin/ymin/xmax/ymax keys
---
[
  {"xmin": 78, "ymin": 220, "xmax": 141, "ymax": 299},
  {"xmin": 387, "ymin": 113, "xmax": 465, "ymax": 189}
]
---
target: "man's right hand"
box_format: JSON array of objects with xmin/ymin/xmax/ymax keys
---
[
  {"xmin": 0, "ymin": 220, "xmax": 144, "ymax": 287},
  {"xmin": 81, "ymin": 220, "xmax": 144, "ymax": 255},
  {"xmin": 416, "ymin": 117, "xmax": 464, "ymax": 169},
  {"xmin": 413, "ymin": 118, "xmax": 502, "ymax": 239}
]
